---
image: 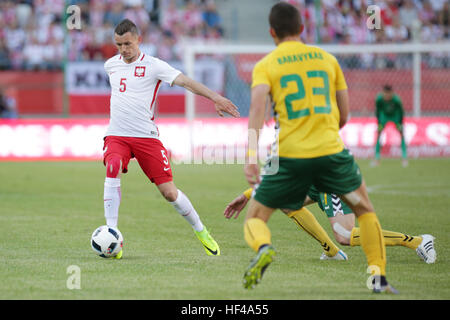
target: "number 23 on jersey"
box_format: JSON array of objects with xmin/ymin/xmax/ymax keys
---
[{"xmin": 280, "ymin": 70, "xmax": 331, "ymax": 120}]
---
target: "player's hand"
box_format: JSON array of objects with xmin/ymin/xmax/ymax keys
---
[
  {"xmin": 244, "ymin": 163, "xmax": 260, "ymax": 186},
  {"xmin": 214, "ymin": 96, "xmax": 240, "ymax": 118},
  {"xmin": 224, "ymin": 194, "xmax": 249, "ymax": 219}
]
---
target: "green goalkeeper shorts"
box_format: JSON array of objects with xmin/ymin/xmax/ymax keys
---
[
  {"xmin": 307, "ymin": 186, "xmax": 353, "ymax": 218},
  {"xmin": 378, "ymin": 113, "xmax": 403, "ymax": 130},
  {"xmin": 254, "ymin": 148, "xmax": 362, "ymax": 211}
]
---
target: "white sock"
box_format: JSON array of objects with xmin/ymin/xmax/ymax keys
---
[
  {"xmin": 170, "ymin": 189, "xmax": 204, "ymax": 232},
  {"xmin": 104, "ymin": 177, "xmax": 121, "ymax": 227}
]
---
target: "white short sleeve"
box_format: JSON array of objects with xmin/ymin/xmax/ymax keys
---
[{"xmin": 152, "ymin": 57, "xmax": 182, "ymax": 86}]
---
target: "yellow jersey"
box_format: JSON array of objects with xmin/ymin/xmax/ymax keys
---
[{"xmin": 252, "ymin": 41, "xmax": 347, "ymax": 158}]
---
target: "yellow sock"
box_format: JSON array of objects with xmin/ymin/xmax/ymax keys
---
[
  {"xmin": 357, "ymin": 212, "xmax": 386, "ymax": 276},
  {"xmin": 288, "ymin": 207, "xmax": 340, "ymax": 257},
  {"xmin": 244, "ymin": 218, "xmax": 271, "ymax": 252},
  {"xmin": 350, "ymin": 228, "xmax": 422, "ymax": 250}
]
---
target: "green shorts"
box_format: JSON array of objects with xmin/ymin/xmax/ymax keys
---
[
  {"xmin": 307, "ymin": 186, "xmax": 353, "ymax": 218},
  {"xmin": 254, "ymin": 148, "xmax": 362, "ymax": 211},
  {"xmin": 378, "ymin": 113, "xmax": 402, "ymax": 130}
]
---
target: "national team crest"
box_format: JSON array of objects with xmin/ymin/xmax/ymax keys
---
[{"xmin": 135, "ymin": 66, "xmax": 146, "ymax": 77}]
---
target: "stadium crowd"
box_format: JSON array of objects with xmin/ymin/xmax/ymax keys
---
[
  {"xmin": 286, "ymin": 0, "xmax": 449, "ymax": 45},
  {"xmin": 0, "ymin": 0, "xmax": 448, "ymax": 70},
  {"xmin": 0, "ymin": 0, "xmax": 224, "ymax": 70}
]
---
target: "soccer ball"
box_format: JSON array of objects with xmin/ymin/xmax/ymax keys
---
[{"xmin": 91, "ymin": 225, "xmax": 123, "ymax": 258}]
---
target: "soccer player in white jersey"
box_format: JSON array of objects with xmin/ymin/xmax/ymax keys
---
[{"xmin": 102, "ymin": 19, "xmax": 240, "ymax": 259}]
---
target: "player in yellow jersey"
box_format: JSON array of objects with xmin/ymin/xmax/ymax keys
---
[{"xmin": 242, "ymin": 2, "xmax": 397, "ymax": 293}]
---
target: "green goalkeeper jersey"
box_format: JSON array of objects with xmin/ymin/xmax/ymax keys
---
[{"xmin": 375, "ymin": 94, "xmax": 404, "ymax": 122}]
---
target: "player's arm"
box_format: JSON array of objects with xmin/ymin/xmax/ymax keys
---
[
  {"xmin": 333, "ymin": 56, "xmax": 349, "ymax": 129},
  {"xmin": 224, "ymin": 188, "xmax": 253, "ymax": 219},
  {"xmin": 172, "ymin": 73, "xmax": 240, "ymax": 118},
  {"xmin": 336, "ymin": 89, "xmax": 349, "ymax": 129},
  {"xmin": 397, "ymin": 97, "xmax": 404, "ymax": 123},
  {"xmin": 375, "ymin": 96, "xmax": 381, "ymax": 120},
  {"xmin": 245, "ymin": 84, "xmax": 271, "ymax": 185}
]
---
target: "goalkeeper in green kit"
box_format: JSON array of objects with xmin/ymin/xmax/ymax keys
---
[{"xmin": 374, "ymin": 85, "xmax": 408, "ymax": 166}]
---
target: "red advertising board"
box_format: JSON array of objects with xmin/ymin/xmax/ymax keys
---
[{"xmin": 0, "ymin": 117, "xmax": 448, "ymax": 161}]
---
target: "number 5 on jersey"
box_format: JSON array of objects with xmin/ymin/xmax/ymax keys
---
[{"xmin": 119, "ymin": 78, "xmax": 126, "ymax": 92}]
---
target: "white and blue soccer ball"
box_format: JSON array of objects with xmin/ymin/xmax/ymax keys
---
[{"xmin": 91, "ymin": 225, "xmax": 123, "ymax": 258}]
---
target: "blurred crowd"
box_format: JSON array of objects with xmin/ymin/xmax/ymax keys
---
[
  {"xmin": 284, "ymin": 0, "xmax": 450, "ymax": 68},
  {"xmin": 285, "ymin": 0, "xmax": 449, "ymax": 45},
  {"xmin": 0, "ymin": 0, "xmax": 224, "ymax": 70},
  {"xmin": 0, "ymin": 0, "xmax": 449, "ymax": 71}
]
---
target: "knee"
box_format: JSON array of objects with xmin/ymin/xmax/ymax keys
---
[
  {"xmin": 106, "ymin": 155, "xmax": 122, "ymax": 178},
  {"xmin": 161, "ymin": 188, "xmax": 178, "ymax": 202}
]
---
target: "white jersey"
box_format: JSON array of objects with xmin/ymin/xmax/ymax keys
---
[{"xmin": 104, "ymin": 52, "xmax": 181, "ymax": 138}]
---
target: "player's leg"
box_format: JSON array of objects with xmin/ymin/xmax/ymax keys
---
[
  {"xmin": 286, "ymin": 206, "xmax": 347, "ymax": 260},
  {"xmin": 332, "ymin": 210, "xmax": 426, "ymax": 251},
  {"xmin": 317, "ymin": 191, "xmax": 355, "ymax": 248},
  {"xmin": 340, "ymin": 181, "xmax": 399, "ymax": 293},
  {"xmin": 104, "ymin": 157, "xmax": 122, "ymax": 227},
  {"xmin": 157, "ymin": 181, "xmax": 220, "ymax": 255},
  {"xmin": 395, "ymin": 121, "xmax": 408, "ymax": 166},
  {"xmin": 157, "ymin": 181, "xmax": 203, "ymax": 230},
  {"xmin": 102, "ymin": 136, "xmax": 132, "ymax": 260},
  {"xmin": 102, "ymin": 136, "xmax": 132, "ymax": 229},
  {"xmin": 285, "ymin": 190, "xmax": 346, "ymax": 260},
  {"xmin": 316, "ymin": 149, "xmax": 397, "ymax": 293},
  {"xmin": 350, "ymin": 226, "xmax": 436, "ymax": 263},
  {"xmin": 374, "ymin": 120, "xmax": 386, "ymax": 163},
  {"xmin": 328, "ymin": 197, "xmax": 436, "ymax": 263},
  {"xmin": 133, "ymin": 138, "xmax": 220, "ymax": 256},
  {"xmin": 243, "ymin": 199, "xmax": 276, "ymax": 289},
  {"xmin": 243, "ymin": 157, "xmax": 312, "ymax": 289}
]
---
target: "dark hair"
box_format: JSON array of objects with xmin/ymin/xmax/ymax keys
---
[
  {"xmin": 269, "ymin": 2, "xmax": 302, "ymax": 39},
  {"xmin": 114, "ymin": 19, "xmax": 139, "ymax": 36},
  {"xmin": 383, "ymin": 84, "xmax": 393, "ymax": 92}
]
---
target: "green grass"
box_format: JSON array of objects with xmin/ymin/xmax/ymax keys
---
[{"xmin": 0, "ymin": 158, "xmax": 449, "ymax": 300}]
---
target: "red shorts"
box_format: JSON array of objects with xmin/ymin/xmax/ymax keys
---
[{"xmin": 103, "ymin": 136, "xmax": 172, "ymax": 185}]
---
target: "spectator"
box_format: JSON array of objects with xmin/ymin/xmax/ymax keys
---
[
  {"xmin": 0, "ymin": 89, "xmax": 18, "ymax": 119},
  {"xmin": 157, "ymin": 30, "xmax": 179, "ymax": 61},
  {"xmin": 385, "ymin": 16, "xmax": 409, "ymax": 42},
  {"xmin": 43, "ymin": 37, "xmax": 64, "ymax": 70},
  {"xmin": 419, "ymin": 0, "xmax": 437, "ymax": 25},
  {"xmin": 4, "ymin": 20, "xmax": 26, "ymax": 58},
  {"xmin": 202, "ymin": 1, "xmax": 222, "ymax": 32},
  {"xmin": 420, "ymin": 19, "xmax": 444, "ymax": 43},
  {"xmin": 429, "ymin": 0, "xmax": 446, "ymax": 12},
  {"xmin": 23, "ymin": 35, "xmax": 45, "ymax": 70},
  {"xmin": 89, "ymin": 1, "xmax": 106, "ymax": 28},
  {"xmin": 124, "ymin": 2, "xmax": 151, "ymax": 31},
  {"xmin": 0, "ymin": 38, "xmax": 11, "ymax": 70},
  {"xmin": 104, "ymin": 2, "xmax": 125, "ymax": 27},
  {"xmin": 437, "ymin": 1, "xmax": 449, "ymax": 39},
  {"xmin": 160, "ymin": 0, "xmax": 182, "ymax": 31},
  {"xmin": 183, "ymin": 0, "xmax": 204, "ymax": 34},
  {"xmin": 15, "ymin": 1, "xmax": 33, "ymax": 29},
  {"xmin": 399, "ymin": 0, "xmax": 419, "ymax": 30},
  {"xmin": 82, "ymin": 30, "xmax": 104, "ymax": 61},
  {"xmin": 379, "ymin": 0, "xmax": 399, "ymax": 27}
]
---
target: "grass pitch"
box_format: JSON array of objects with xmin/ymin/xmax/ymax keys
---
[{"xmin": 0, "ymin": 158, "xmax": 449, "ymax": 300}]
